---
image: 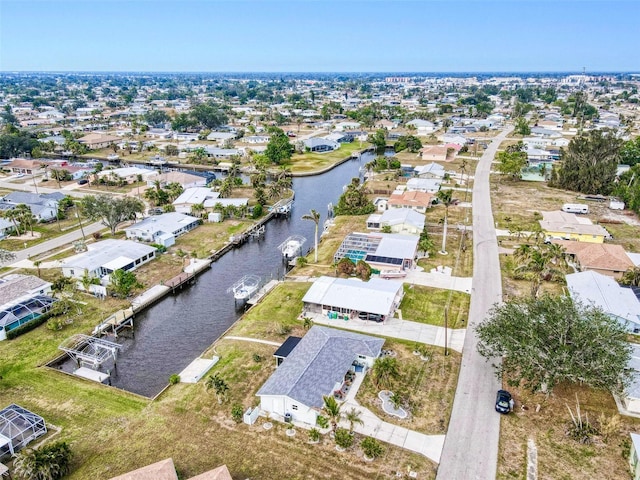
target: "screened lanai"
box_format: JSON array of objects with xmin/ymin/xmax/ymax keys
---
[
  {"xmin": 0, "ymin": 295, "xmax": 57, "ymax": 335},
  {"xmin": 0, "ymin": 404, "xmax": 47, "ymax": 458}
]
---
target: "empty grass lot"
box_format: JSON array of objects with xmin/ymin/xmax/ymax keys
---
[
  {"xmin": 290, "ymin": 142, "xmax": 370, "ymax": 173},
  {"xmin": 399, "ymin": 285, "xmax": 470, "ymax": 328}
]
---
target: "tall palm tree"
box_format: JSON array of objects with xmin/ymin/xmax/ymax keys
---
[
  {"xmin": 436, "ymin": 189, "xmax": 455, "ymax": 254},
  {"xmin": 15, "ymin": 204, "xmax": 35, "ymax": 236},
  {"xmin": 322, "ymin": 395, "xmax": 342, "ymax": 432},
  {"xmin": 4, "ymin": 208, "xmax": 22, "ymax": 235},
  {"xmin": 302, "ymin": 209, "xmax": 321, "ymax": 263},
  {"xmin": 514, "ymin": 243, "xmax": 566, "ymax": 297}
]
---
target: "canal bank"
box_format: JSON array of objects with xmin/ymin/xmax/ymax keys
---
[{"xmin": 52, "ymin": 150, "xmax": 375, "ymax": 397}]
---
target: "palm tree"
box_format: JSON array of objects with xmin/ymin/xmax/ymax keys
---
[
  {"xmin": 190, "ymin": 203, "xmax": 205, "ymax": 218},
  {"xmin": 205, "ymin": 373, "xmax": 229, "ymax": 404},
  {"xmin": 514, "ymin": 243, "xmax": 566, "ymax": 297},
  {"xmin": 322, "ymin": 395, "xmax": 342, "ymax": 432},
  {"xmin": 371, "ymin": 356, "xmax": 400, "ymax": 389},
  {"xmin": 621, "ymin": 266, "xmax": 640, "ymax": 287},
  {"xmin": 4, "ymin": 208, "xmax": 22, "ymax": 235},
  {"xmin": 302, "ymin": 209, "xmax": 321, "ymax": 263},
  {"xmin": 33, "ymin": 260, "xmax": 42, "ymax": 278},
  {"xmin": 344, "ymin": 407, "xmax": 363, "ymax": 433},
  {"xmin": 436, "ymin": 189, "xmax": 455, "ymax": 254},
  {"xmin": 15, "ymin": 204, "xmax": 35, "ymax": 236}
]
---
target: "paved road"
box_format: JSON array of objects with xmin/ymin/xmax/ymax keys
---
[
  {"xmin": 436, "ymin": 128, "xmax": 512, "ymax": 479},
  {"xmin": 0, "ymin": 177, "xmax": 104, "ymax": 199},
  {"xmin": 3, "ymin": 220, "xmax": 105, "ymax": 265}
]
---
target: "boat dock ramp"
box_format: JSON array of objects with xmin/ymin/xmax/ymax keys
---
[{"xmin": 246, "ymin": 279, "xmax": 280, "ymax": 306}]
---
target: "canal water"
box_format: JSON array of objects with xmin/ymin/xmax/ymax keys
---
[{"xmin": 61, "ymin": 151, "xmax": 377, "ymax": 397}]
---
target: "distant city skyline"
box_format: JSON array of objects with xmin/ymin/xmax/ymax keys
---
[{"xmin": 1, "ymin": 1, "xmax": 638, "ymax": 73}]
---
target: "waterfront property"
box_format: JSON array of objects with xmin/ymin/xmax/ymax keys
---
[
  {"xmin": 146, "ymin": 171, "xmax": 208, "ymax": 189},
  {"xmin": 96, "ymin": 167, "xmax": 157, "ymax": 184},
  {"xmin": 172, "ymin": 187, "xmax": 219, "ymax": 213},
  {"xmin": 302, "ymin": 276, "xmax": 404, "ymax": 321},
  {"xmin": 334, "ymin": 232, "xmax": 419, "ymax": 272},
  {"xmin": 61, "ymin": 239, "xmax": 157, "ymax": 283},
  {"xmin": 4, "ymin": 158, "xmax": 46, "ymax": 175},
  {"xmin": 124, "ymin": 212, "xmax": 200, "ymax": 246},
  {"xmin": 0, "ymin": 404, "xmax": 47, "ymax": 458},
  {"xmin": 302, "ymin": 137, "xmax": 340, "ymax": 153},
  {"xmin": 0, "ymin": 274, "xmax": 55, "ymax": 341},
  {"xmin": 539, "ymin": 211, "xmax": 610, "ymax": 243},
  {"xmin": 256, "ymin": 325, "xmax": 384, "ymax": 424}
]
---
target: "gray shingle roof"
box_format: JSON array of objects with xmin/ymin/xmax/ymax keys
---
[{"xmin": 257, "ymin": 326, "xmax": 384, "ymax": 408}]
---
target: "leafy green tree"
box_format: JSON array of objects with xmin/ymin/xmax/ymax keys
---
[
  {"xmin": 109, "ymin": 269, "xmax": 142, "ymax": 298},
  {"xmin": 513, "ymin": 243, "xmax": 566, "ymax": 297},
  {"xmin": 355, "ymin": 260, "xmax": 371, "ymax": 281},
  {"xmin": 336, "ymin": 257, "xmax": 356, "ymax": 276},
  {"xmin": 394, "ymin": 135, "xmax": 422, "ymax": 153},
  {"xmin": 368, "ymin": 129, "xmax": 387, "ymax": 154},
  {"xmin": 476, "ymin": 295, "xmax": 632, "ymax": 394},
  {"xmin": 514, "ymin": 117, "xmax": 531, "ymax": 136},
  {"xmin": 371, "ymin": 356, "xmax": 400, "ymax": 389},
  {"xmin": 333, "ymin": 178, "xmax": 375, "ymax": 216},
  {"xmin": 418, "ymin": 226, "xmax": 436, "ymax": 257},
  {"xmin": 264, "ymin": 128, "xmax": 293, "ymax": 165},
  {"xmin": 12, "ymin": 440, "xmax": 73, "ymax": 480},
  {"xmin": 302, "ymin": 209, "xmax": 321, "ymax": 263},
  {"xmin": 496, "ymin": 150, "xmax": 527, "ymax": 181},
  {"xmin": 205, "ymin": 373, "xmax": 229, "ymax": 404},
  {"xmin": 0, "ymin": 129, "xmax": 39, "ymax": 158},
  {"xmin": 80, "ymin": 194, "xmax": 144, "ymax": 234},
  {"xmin": 621, "ymin": 136, "xmax": 640, "ymax": 166},
  {"xmin": 551, "ymin": 129, "xmax": 621, "ymax": 195},
  {"xmin": 144, "ymin": 110, "xmax": 170, "ymax": 127}
]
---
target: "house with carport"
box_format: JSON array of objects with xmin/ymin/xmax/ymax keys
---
[
  {"xmin": 124, "ymin": 212, "xmax": 200, "ymax": 247},
  {"xmin": 256, "ymin": 325, "xmax": 384, "ymax": 424}
]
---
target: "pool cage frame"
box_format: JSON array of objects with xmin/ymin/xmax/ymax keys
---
[{"xmin": 0, "ymin": 404, "xmax": 47, "ymax": 458}]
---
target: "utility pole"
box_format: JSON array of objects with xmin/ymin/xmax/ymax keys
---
[
  {"xmin": 444, "ymin": 306, "xmax": 449, "ymax": 356},
  {"xmin": 76, "ymin": 207, "xmax": 86, "ymax": 242}
]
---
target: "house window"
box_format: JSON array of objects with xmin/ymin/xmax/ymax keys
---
[{"xmin": 292, "ymin": 405, "xmax": 298, "ymax": 410}]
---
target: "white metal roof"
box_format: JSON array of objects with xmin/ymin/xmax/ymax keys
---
[{"xmin": 302, "ymin": 276, "xmax": 402, "ymax": 315}]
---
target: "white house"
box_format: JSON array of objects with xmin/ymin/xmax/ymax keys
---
[
  {"xmin": 61, "ymin": 239, "xmax": 156, "ymax": 283},
  {"xmin": 366, "ymin": 208, "xmax": 425, "ymax": 235},
  {"xmin": 414, "ymin": 162, "xmax": 446, "ymax": 179},
  {"xmin": 124, "ymin": 212, "xmax": 200, "ymax": 246},
  {"xmin": 256, "ymin": 326, "xmax": 384, "ymax": 424},
  {"xmin": 0, "ymin": 218, "xmax": 13, "ymax": 239},
  {"xmin": 146, "ymin": 171, "xmax": 207, "ymax": 189},
  {"xmin": 0, "ymin": 274, "xmax": 55, "ymax": 341},
  {"xmin": 97, "ymin": 167, "xmax": 156, "ymax": 184},
  {"xmin": 334, "ymin": 121, "xmax": 361, "ymax": 132},
  {"xmin": 303, "ymin": 137, "xmax": 339, "ymax": 153},
  {"xmin": 624, "ymin": 345, "xmax": 640, "ymax": 416},
  {"xmin": 630, "ymin": 432, "xmax": 640, "ymax": 480},
  {"xmin": 334, "ymin": 232, "xmax": 419, "ymax": 272},
  {"xmin": 172, "ymin": 187, "xmax": 220, "ymax": 214},
  {"xmin": 0, "ymin": 192, "xmax": 65, "ymax": 222},
  {"xmin": 406, "ymin": 119, "xmax": 437, "ymax": 135},
  {"xmin": 406, "ymin": 178, "xmax": 441, "ymax": 194}
]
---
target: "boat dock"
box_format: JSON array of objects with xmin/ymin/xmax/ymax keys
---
[
  {"xmin": 93, "ymin": 307, "xmax": 135, "ymax": 337},
  {"xmin": 246, "ymin": 279, "xmax": 280, "ymax": 306},
  {"xmin": 271, "ymin": 198, "xmax": 294, "ymax": 217}
]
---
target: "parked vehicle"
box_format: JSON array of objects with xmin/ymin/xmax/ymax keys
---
[
  {"xmin": 77, "ymin": 178, "xmax": 89, "ymax": 185},
  {"xmin": 358, "ymin": 312, "xmax": 383, "ymax": 322},
  {"xmin": 561, "ymin": 203, "xmax": 589, "ymax": 214},
  {"xmin": 495, "ymin": 390, "xmax": 512, "ymax": 414}
]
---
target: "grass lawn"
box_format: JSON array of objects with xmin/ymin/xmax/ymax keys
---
[
  {"xmin": 290, "ymin": 142, "xmax": 370, "ymax": 173},
  {"xmin": 399, "ymin": 285, "xmax": 470, "ymax": 328},
  {"xmin": 0, "ymin": 215, "xmax": 92, "ymax": 250},
  {"xmin": 497, "ymin": 382, "xmax": 640, "ymax": 480},
  {"xmin": 172, "ymin": 219, "xmax": 254, "ymax": 259},
  {"xmin": 356, "ymin": 340, "xmax": 461, "ymax": 436}
]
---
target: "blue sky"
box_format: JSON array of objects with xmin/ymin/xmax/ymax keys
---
[{"xmin": 0, "ymin": 1, "xmax": 637, "ymax": 72}]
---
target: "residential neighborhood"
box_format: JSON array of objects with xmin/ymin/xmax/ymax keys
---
[{"xmin": 1, "ymin": 20, "xmax": 640, "ymax": 479}]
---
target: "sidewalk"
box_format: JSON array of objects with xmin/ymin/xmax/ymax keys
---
[{"xmin": 309, "ymin": 314, "xmax": 466, "ymax": 353}]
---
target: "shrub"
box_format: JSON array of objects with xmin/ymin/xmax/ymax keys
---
[
  {"xmin": 276, "ymin": 323, "xmax": 292, "ymax": 336},
  {"xmin": 308, "ymin": 428, "xmax": 321, "ymax": 442},
  {"xmin": 150, "ymin": 243, "xmax": 167, "ymax": 253},
  {"xmin": 252, "ymin": 353, "xmax": 263, "ymax": 363},
  {"xmin": 316, "ymin": 415, "xmax": 329, "ymax": 429},
  {"xmin": 231, "ymin": 404, "xmax": 244, "ymax": 423},
  {"xmin": 334, "ymin": 428, "xmax": 353, "ymax": 449},
  {"xmin": 6, "ymin": 312, "xmax": 52, "ymax": 340},
  {"xmin": 92, "ymin": 232, "xmax": 102, "ymax": 240},
  {"xmin": 169, "ymin": 374, "xmax": 180, "ymax": 385},
  {"xmin": 361, "ymin": 437, "xmax": 384, "ymax": 459}
]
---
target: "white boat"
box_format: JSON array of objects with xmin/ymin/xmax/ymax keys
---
[
  {"xmin": 228, "ymin": 275, "xmax": 261, "ymax": 302},
  {"xmin": 107, "ymin": 154, "xmax": 120, "ymax": 161},
  {"xmin": 380, "ymin": 270, "xmax": 407, "ymax": 279},
  {"xmin": 278, "ymin": 235, "xmax": 306, "ymax": 259}
]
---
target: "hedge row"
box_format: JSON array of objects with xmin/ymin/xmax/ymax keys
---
[{"xmin": 6, "ymin": 312, "xmax": 52, "ymax": 340}]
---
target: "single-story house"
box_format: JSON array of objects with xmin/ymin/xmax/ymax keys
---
[
  {"xmin": 623, "ymin": 345, "xmax": 640, "ymax": 415},
  {"xmin": 244, "ymin": 135, "xmax": 270, "ymax": 144},
  {"xmin": 406, "ymin": 119, "xmax": 436, "ymax": 135},
  {"xmin": 61, "ymin": 239, "xmax": 157, "ymax": 283},
  {"xmin": 303, "ymin": 137, "xmax": 340, "ymax": 153},
  {"xmin": 630, "ymin": 432, "xmax": 640, "ymax": 480},
  {"xmin": 539, "ymin": 211, "xmax": 610, "ymax": 244},
  {"xmin": 273, "ymin": 336, "xmax": 302, "ymax": 367},
  {"xmin": 146, "ymin": 171, "xmax": 207, "ymax": 189},
  {"xmin": 206, "ymin": 131, "xmax": 236, "ymax": 142},
  {"xmin": 50, "ymin": 165, "xmax": 93, "ymax": 181},
  {"xmin": 553, "ymin": 240, "xmax": 634, "ymax": 279},
  {"xmin": 334, "ymin": 232, "xmax": 419, "ymax": 272},
  {"xmin": 4, "ymin": 158, "xmax": 46, "ymax": 175},
  {"xmin": 420, "ymin": 145, "xmax": 449, "ymax": 162},
  {"xmin": 0, "ymin": 191, "xmax": 65, "ymax": 222},
  {"xmin": 530, "ymin": 127, "xmax": 562, "ymax": 139},
  {"xmin": 366, "ymin": 208, "xmax": 425, "ymax": 235},
  {"xmin": 566, "ymin": 270, "xmax": 640, "ymax": 333},
  {"xmin": 0, "ymin": 274, "xmax": 55, "ymax": 341},
  {"xmin": 108, "ymin": 458, "xmax": 232, "ymax": 480},
  {"xmin": 173, "ymin": 132, "xmax": 199, "ymax": 142},
  {"xmin": 204, "ymin": 147, "xmax": 242, "ymax": 158},
  {"xmin": 334, "ymin": 121, "xmax": 361, "ymax": 131},
  {"xmin": 324, "ymin": 132, "xmax": 353, "ymax": 144},
  {"xmin": 0, "ymin": 218, "xmax": 13, "ymax": 239},
  {"xmin": 441, "ymin": 134, "xmax": 467, "ymax": 146},
  {"xmin": 172, "ymin": 187, "xmax": 221, "ymax": 213},
  {"xmin": 406, "ymin": 178, "xmax": 441, "ymax": 194},
  {"xmin": 78, "ymin": 133, "xmax": 121, "ymax": 149},
  {"xmin": 387, "ymin": 190, "xmax": 434, "ymax": 213},
  {"xmin": 414, "ymin": 162, "xmax": 446, "ymax": 179},
  {"xmin": 145, "ymin": 128, "xmax": 173, "ymax": 139},
  {"xmin": 97, "ymin": 167, "xmax": 157, "ymax": 184},
  {"xmin": 375, "ymin": 119, "xmax": 398, "ymax": 130},
  {"xmin": 124, "ymin": 212, "xmax": 200, "ymax": 246},
  {"xmin": 256, "ymin": 325, "xmax": 385, "ymax": 424}
]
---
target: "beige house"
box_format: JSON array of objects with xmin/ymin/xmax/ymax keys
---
[
  {"xmin": 553, "ymin": 240, "xmax": 634, "ymax": 279},
  {"xmin": 387, "ymin": 190, "xmax": 434, "ymax": 213},
  {"xmin": 5, "ymin": 158, "xmax": 46, "ymax": 175},
  {"xmin": 109, "ymin": 458, "xmax": 232, "ymax": 480},
  {"xmin": 78, "ymin": 132, "xmax": 121, "ymax": 149},
  {"xmin": 420, "ymin": 145, "xmax": 449, "ymax": 162}
]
